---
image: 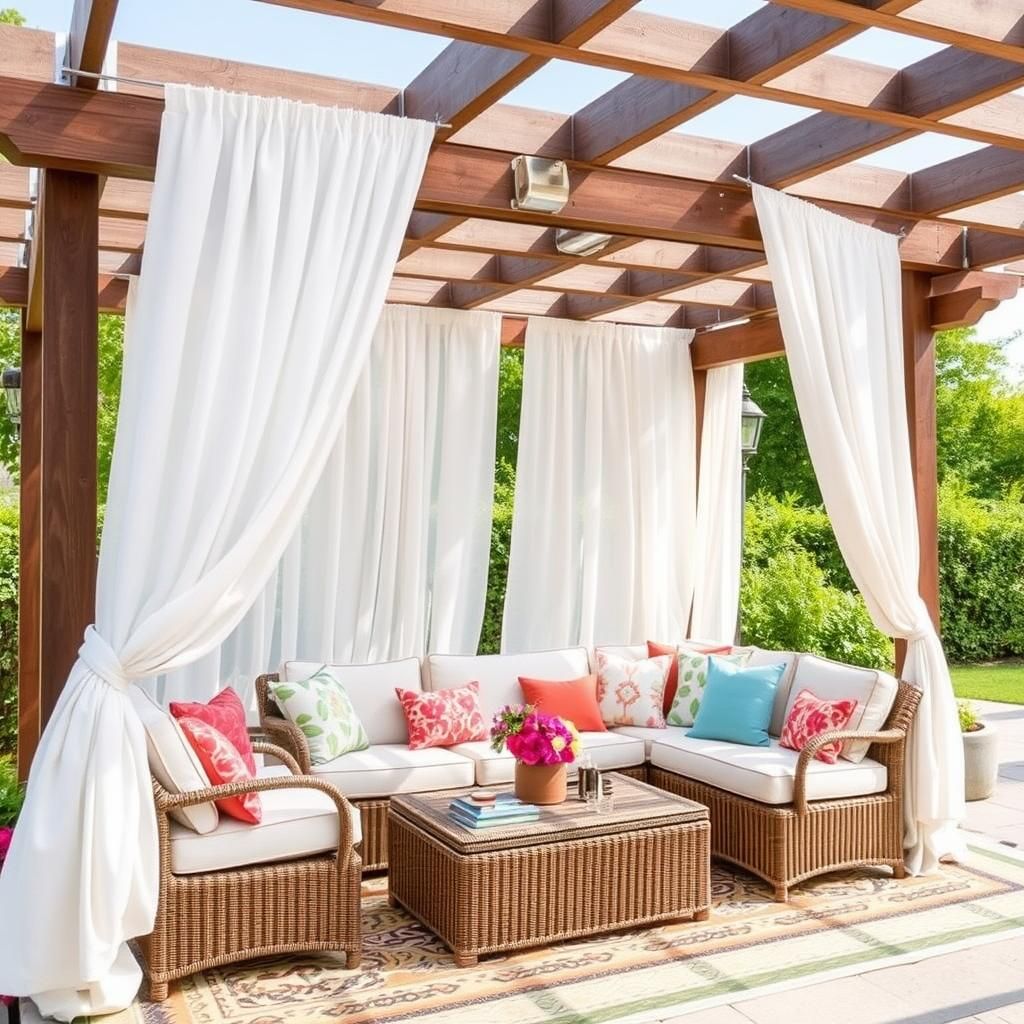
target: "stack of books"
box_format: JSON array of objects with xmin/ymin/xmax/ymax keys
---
[{"xmin": 449, "ymin": 793, "xmax": 540, "ymax": 829}]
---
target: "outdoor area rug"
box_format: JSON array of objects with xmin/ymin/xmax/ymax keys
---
[{"xmin": 31, "ymin": 842, "xmax": 1024, "ymax": 1024}]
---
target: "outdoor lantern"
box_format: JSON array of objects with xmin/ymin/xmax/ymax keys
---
[
  {"xmin": 2, "ymin": 367, "xmax": 21, "ymax": 441},
  {"xmin": 740, "ymin": 384, "xmax": 766, "ymax": 459}
]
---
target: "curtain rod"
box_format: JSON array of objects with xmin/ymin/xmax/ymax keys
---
[{"xmin": 59, "ymin": 67, "xmax": 454, "ymax": 128}]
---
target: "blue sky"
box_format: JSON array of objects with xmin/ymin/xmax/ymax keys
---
[{"xmin": 10, "ymin": 0, "xmax": 1024, "ymax": 370}]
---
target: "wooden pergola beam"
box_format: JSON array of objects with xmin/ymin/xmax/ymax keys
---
[{"xmin": 67, "ymin": 0, "xmax": 119, "ymax": 86}]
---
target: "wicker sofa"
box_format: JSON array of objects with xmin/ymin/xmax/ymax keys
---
[{"xmin": 256, "ymin": 644, "xmax": 921, "ymax": 899}]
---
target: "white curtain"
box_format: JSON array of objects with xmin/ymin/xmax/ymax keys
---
[
  {"xmin": 0, "ymin": 85, "xmax": 432, "ymax": 1019},
  {"xmin": 502, "ymin": 317, "xmax": 697, "ymax": 651},
  {"xmin": 162, "ymin": 304, "xmax": 501, "ymax": 706},
  {"xmin": 752, "ymin": 183, "xmax": 965, "ymax": 874},
  {"xmin": 690, "ymin": 364, "xmax": 743, "ymax": 642}
]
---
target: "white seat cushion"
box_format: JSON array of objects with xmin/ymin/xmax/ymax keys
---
[
  {"xmin": 312, "ymin": 743, "xmax": 475, "ymax": 798},
  {"xmin": 449, "ymin": 730, "xmax": 645, "ymax": 786},
  {"xmin": 785, "ymin": 655, "xmax": 899, "ymax": 763},
  {"xmin": 423, "ymin": 648, "xmax": 590, "ymax": 719},
  {"xmin": 650, "ymin": 731, "xmax": 887, "ymax": 805},
  {"xmin": 282, "ymin": 657, "xmax": 422, "ymax": 745},
  {"xmin": 611, "ymin": 725, "xmax": 668, "ymax": 758},
  {"xmin": 130, "ymin": 687, "xmax": 218, "ymax": 835},
  {"xmin": 744, "ymin": 649, "xmax": 801, "ymax": 736},
  {"xmin": 168, "ymin": 766, "xmax": 362, "ymax": 875}
]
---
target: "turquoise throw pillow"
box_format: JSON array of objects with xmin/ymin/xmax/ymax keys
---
[{"xmin": 686, "ymin": 657, "xmax": 786, "ymax": 747}]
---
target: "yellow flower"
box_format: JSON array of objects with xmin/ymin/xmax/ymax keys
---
[
  {"xmin": 570, "ymin": 740, "xmax": 581, "ymax": 756},
  {"xmin": 551, "ymin": 736, "xmax": 566, "ymax": 752}
]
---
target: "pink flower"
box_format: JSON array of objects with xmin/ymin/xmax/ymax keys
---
[{"xmin": 0, "ymin": 826, "xmax": 12, "ymax": 867}]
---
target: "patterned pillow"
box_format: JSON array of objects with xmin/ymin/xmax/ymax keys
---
[
  {"xmin": 177, "ymin": 717, "xmax": 262, "ymax": 824},
  {"xmin": 271, "ymin": 667, "xmax": 370, "ymax": 765},
  {"xmin": 170, "ymin": 686, "xmax": 255, "ymax": 774},
  {"xmin": 648, "ymin": 640, "xmax": 732, "ymax": 715},
  {"xmin": 780, "ymin": 688, "xmax": 859, "ymax": 764},
  {"xmin": 396, "ymin": 682, "xmax": 487, "ymax": 750},
  {"xmin": 667, "ymin": 651, "xmax": 750, "ymax": 727},
  {"xmin": 595, "ymin": 651, "xmax": 673, "ymax": 728}
]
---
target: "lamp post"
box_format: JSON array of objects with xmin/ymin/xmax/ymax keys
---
[
  {"xmin": 2, "ymin": 367, "xmax": 21, "ymax": 442},
  {"xmin": 736, "ymin": 381, "xmax": 766, "ymax": 642}
]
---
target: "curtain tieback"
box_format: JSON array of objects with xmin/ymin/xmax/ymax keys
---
[{"xmin": 78, "ymin": 626, "xmax": 132, "ymax": 692}]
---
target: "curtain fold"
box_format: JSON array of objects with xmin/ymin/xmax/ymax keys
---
[
  {"xmin": 690, "ymin": 364, "xmax": 744, "ymax": 642},
  {"xmin": 502, "ymin": 317, "xmax": 697, "ymax": 652},
  {"xmin": 0, "ymin": 84, "xmax": 432, "ymax": 1019},
  {"xmin": 751, "ymin": 183, "xmax": 965, "ymax": 874},
  {"xmin": 161, "ymin": 304, "xmax": 501, "ymax": 707}
]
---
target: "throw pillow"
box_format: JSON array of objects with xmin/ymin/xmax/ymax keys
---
[
  {"xmin": 649, "ymin": 639, "xmax": 732, "ymax": 715},
  {"xmin": 780, "ymin": 688, "xmax": 859, "ymax": 764},
  {"xmin": 595, "ymin": 651, "xmax": 673, "ymax": 728},
  {"xmin": 271, "ymin": 667, "xmax": 370, "ymax": 766},
  {"xmin": 686, "ymin": 657, "xmax": 787, "ymax": 747},
  {"xmin": 518, "ymin": 675, "xmax": 606, "ymax": 732},
  {"xmin": 177, "ymin": 717, "xmax": 262, "ymax": 824},
  {"xmin": 170, "ymin": 686, "xmax": 256, "ymax": 774},
  {"xmin": 396, "ymin": 681, "xmax": 488, "ymax": 750},
  {"xmin": 666, "ymin": 650, "xmax": 749, "ymax": 727}
]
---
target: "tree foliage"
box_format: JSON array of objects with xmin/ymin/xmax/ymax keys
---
[{"xmin": 0, "ymin": 8, "xmax": 25, "ymax": 24}]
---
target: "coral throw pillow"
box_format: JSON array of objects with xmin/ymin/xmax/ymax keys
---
[
  {"xmin": 170, "ymin": 686, "xmax": 256, "ymax": 774},
  {"xmin": 648, "ymin": 640, "xmax": 731, "ymax": 715},
  {"xmin": 780, "ymin": 688, "xmax": 859, "ymax": 764},
  {"xmin": 595, "ymin": 651, "xmax": 673, "ymax": 728},
  {"xmin": 518, "ymin": 675, "xmax": 606, "ymax": 732},
  {"xmin": 177, "ymin": 717, "xmax": 262, "ymax": 824},
  {"xmin": 396, "ymin": 681, "xmax": 487, "ymax": 750}
]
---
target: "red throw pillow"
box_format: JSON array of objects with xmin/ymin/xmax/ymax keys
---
[
  {"xmin": 648, "ymin": 640, "xmax": 731, "ymax": 716},
  {"xmin": 396, "ymin": 681, "xmax": 487, "ymax": 750},
  {"xmin": 177, "ymin": 717, "xmax": 262, "ymax": 824},
  {"xmin": 518, "ymin": 675, "xmax": 606, "ymax": 732},
  {"xmin": 170, "ymin": 687, "xmax": 256, "ymax": 774},
  {"xmin": 780, "ymin": 688, "xmax": 859, "ymax": 764}
]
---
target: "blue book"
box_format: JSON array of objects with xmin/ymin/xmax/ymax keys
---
[
  {"xmin": 450, "ymin": 794, "xmax": 538, "ymax": 819},
  {"xmin": 449, "ymin": 806, "xmax": 540, "ymax": 829}
]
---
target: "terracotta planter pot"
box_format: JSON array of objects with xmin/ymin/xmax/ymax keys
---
[{"xmin": 514, "ymin": 762, "xmax": 567, "ymax": 805}]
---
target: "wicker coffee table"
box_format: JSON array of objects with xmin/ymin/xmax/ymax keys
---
[{"xmin": 388, "ymin": 774, "xmax": 710, "ymax": 966}]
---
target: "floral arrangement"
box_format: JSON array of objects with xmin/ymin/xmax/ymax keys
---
[
  {"xmin": 0, "ymin": 755, "xmax": 23, "ymax": 1008},
  {"xmin": 490, "ymin": 704, "xmax": 581, "ymax": 766}
]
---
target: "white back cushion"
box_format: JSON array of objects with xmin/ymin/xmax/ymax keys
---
[
  {"xmin": 282, "ymin": 658, "xmax": 421, "ymax": 745},
  {"xmin": 129, "ymin": 687, "xmax": 219, "ymax": 835},
  {"xmin": 785, "ymin": 654, "xmax": 899, "ymax": 762},
  {"xmin": 424, "ymin": 647, "xmax": 590, "ymax": 718},
  {"xmin": 745, "ymin": 649, "xmax": 801, "ymax": 736},
  {"xmin": 590, "ymin": 644, "xmax": 647, "ymax": 669}
]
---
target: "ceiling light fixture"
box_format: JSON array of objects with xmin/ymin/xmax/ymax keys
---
[
  {"xmin": 510, "ymin": 155, "xmax": 569, "ymax": 214},
  {"xmin": 554, "ymin": 229, "xmax": 613, "ymax": 257}
]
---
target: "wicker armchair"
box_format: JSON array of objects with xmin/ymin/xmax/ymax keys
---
[
  {"xmin": 138, "ymin": 741, "xmax": 362, "ymax": 1001},
  {"xmin": 257, "ymin": 673, "xmax": 391, "ymax": 871},
  {"xmin": 651, "ymin": 680, "xmax": 922, "ymax": 901}
]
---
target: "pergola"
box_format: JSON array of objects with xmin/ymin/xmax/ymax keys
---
[{"xmin": 0, "ymin": 1, "xmax": 1022, "ymax": 778}]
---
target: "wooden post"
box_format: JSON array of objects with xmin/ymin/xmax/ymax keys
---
[
  {"xmin": 37, "ymin": 170, "xmax": 99, "ymax": 729},
  {"xmin": 16, "ymin": 311, "xmax": 41, "ymax": 780},
  {"xmin": 895, "ymin": 269, "xmax": 940, "ymax": 675}
]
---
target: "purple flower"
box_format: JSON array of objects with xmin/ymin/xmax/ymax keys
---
[{"xmin": 0, "ymin": 826, "xmax": 12, "ymax": 867}]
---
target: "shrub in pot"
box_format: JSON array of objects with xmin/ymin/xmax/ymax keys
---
[{"xmin": 959, "ymin": 701, "xmax": 999, "ymax": 801}]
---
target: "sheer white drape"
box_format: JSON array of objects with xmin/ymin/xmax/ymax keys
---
[
  {"xmin": 502, "ymin": 317, "xmax": 697, "ymax": 652},
  {"xmin": 690, "ymin": 364, "xmax": 743, "ymax": 642},
  {"xmin": 161, "ymin": 305, "xmax": 501, "ymax": 706},
  {"xmin": 0, "ymin": 85, "xmax": 432, "ymax": 1019},
  {"xmin": 752, "ymin": 183, "xmax": 965, "ymax": 874}
]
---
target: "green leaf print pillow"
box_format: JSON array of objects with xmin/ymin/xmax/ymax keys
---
[
  {"xmin": 667, "ymin": 652, "xmax": 750, "ymax": 728},
  {"xmin": 271, "ymin": 667, "xmax": 370, "ymax": 765}
]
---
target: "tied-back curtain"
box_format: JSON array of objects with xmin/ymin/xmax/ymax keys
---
[
  {"xmin": 0, "ymin": 85, "xmax": 432, "ymax": 1020},
  {"xmin": 751, "ymin": 183, "xmax": 965, "ymax": 874},
  {"xmin": 160, "ymin": 304, "xmax": 501, "ymax": 705},
  {"xmin": 690, "ymin": 364, "xmax": 743, "ymax": 642},
  {"xmin": 502, "ymin": 317, "xmax": 697, "ymax": 652}
]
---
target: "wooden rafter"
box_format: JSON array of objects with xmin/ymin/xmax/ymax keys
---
[{"xmin": 66, "ymin": 0, "xmax": 119, "ymax": 85}]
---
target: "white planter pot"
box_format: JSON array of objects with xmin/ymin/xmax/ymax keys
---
[{"xmin": 963, "ymin": 723, "xmax": 999, "ymax": 801}]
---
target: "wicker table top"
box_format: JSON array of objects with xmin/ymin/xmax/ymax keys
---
[{"xmin": 390, "ymin": 774, "xmax": 708, "ymax": 855}]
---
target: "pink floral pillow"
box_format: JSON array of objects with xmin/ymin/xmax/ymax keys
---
[
  {"xmin": 170, "ymin": 686, "xmax": 255, "ymax": 774},
  {"xmin": 396, "ymin": 682, "xmax": 487, "ymax": 750},
  {"xmin": 780, "ymin": 688, "xmax": 859, "ymax": 764},
  {"xmin": 177, "ymin": 717, "xmax": 262, "ymax": 824}
]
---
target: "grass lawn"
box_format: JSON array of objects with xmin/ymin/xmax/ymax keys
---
[{"xmin": 950, "ymin": 660, "xmax": 1024, "ymax": 705}]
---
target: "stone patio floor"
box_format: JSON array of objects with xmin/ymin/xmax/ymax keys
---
[{"xmin": 10, "ymin": 701, "xmax": 1024, "ymax": 1024}]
